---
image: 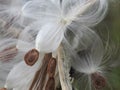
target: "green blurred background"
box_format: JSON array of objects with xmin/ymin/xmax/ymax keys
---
[
  {"xmin": 74, "ymin": 1, "xmax": 120, "ymax": 90},
  {"xmin": 96, "ymin": 0, "xmax": 120, "ymax": 90}
]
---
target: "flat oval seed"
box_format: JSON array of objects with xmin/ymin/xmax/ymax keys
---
[
  {"xmin": 45, "ymin": 78, "xmax": 55, "ymax": 90},
  {"xmin": 47, "ymin": 58, "xmax": 56, "ymax": 77},
  {"xmin": 92, "ymin": 73, "xmax": 106, "ymax": 89},
  {"xmin": 24, "ymin": 49, "xmax": 39, "ymax": 66},
  {"xmin": 29, "ymin": 53, "xmax": 52, "ymax": 90},
  {"xmin": 0, "ymin": 46, "xmax": 17, "ymax": 62}
]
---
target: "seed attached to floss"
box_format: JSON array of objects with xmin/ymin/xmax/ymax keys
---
[
  {"xmin": 29, "ymin": 53, "xmax": 52, "ymax": 90},
  {"xmin": 0, "ymin": 46, "xmax": 18, "ymax": 62},
  {"xmin": 24, "ymin": 49, "xmax": 39, "ymax": 66},
  {"xmin": 91, "ymin": 73, "xmax": 106, "ymax": 89},
  {"xmin": 45, "ymin": 78, "xmax": 55, "ymax": 90},
  {"xmin": 47, "ymin": 58, "xmax": 57, "ymax": 77}
]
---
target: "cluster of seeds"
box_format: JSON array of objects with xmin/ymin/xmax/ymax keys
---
[{"xmin": 24, "ymin": 50, "xmax": 57, "ymax": 90}]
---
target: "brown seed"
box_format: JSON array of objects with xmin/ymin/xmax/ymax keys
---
[
  {"xmin": 29, "ymin": 53, "xmax": 52, "ymax": 90},
  {"xmin": 0, "ymin": 46, "xmax": 18, "ymax": 62},
  {"xmin": 45, "ymin": 78, "xmax": 55, "ymax": 90},
  {"xmin": 24, "ymin": 49, "xmax": 39, "ymax": 66},
  {"xmin": 92, "ymin": 73, "xmax": 106, "ymax": 89},
  {"xmin": 47, "ymin": 58, "xmax": 57, "ymax": 77},
  {"xmin": 44, "ymin": 53, "xmax": 52, "ymax": 62},
  {"xmin": 0, "ymin": 88, "xmax": 7, "ymax": 90}
]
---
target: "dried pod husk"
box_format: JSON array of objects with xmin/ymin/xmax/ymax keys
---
[
  {"xmin": 24, "ymin": 49, "xmax": 39, "ymax": 66},
  {"xmin": 47, "ymin": 57, "xmax": 57, "ymax": 77},
  {"xmin": 58, "ymin": 45, "xmax": 72, "ymax": 90},
  {"xmin": 45, "ymin": 77, "xmax": 55, "ymax": 90},
  {"xmin": 91, "ymin": 73, "xmax": 106, "ymax": 89}
]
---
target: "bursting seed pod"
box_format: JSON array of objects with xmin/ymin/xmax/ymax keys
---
[
  {"xmin": 17, "ymin": 0, "xmax": 108, "ymax": 53},
  {"xmin": 0, "ymin": 0, "xmax": 109, "ymax": 90}
]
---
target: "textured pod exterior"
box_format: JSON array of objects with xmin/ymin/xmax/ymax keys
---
[{"xmin": 58, "ymin": 46, "xmax": 72, "ymax": 90}]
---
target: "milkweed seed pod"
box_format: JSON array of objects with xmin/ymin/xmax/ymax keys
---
[
  {"xmin": 17, "ymin": 0, "xmax": 108, "ymax": 53},
  {"xmin": 0, "ymin": 0, "xmax": 112, "ymax": 90}
]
